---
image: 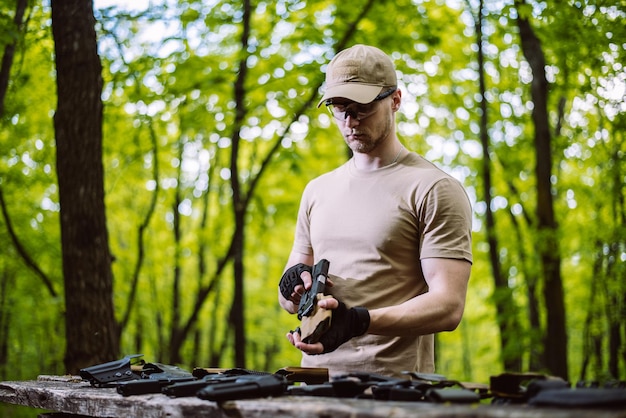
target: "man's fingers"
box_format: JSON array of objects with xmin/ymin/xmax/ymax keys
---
[
  {"xmin": 289, "ymin": 275, "xmax": 310, "ymax": 304},
  {"xmin": 294, "ymin": 284, "xmax": 305, "ymax": 295},
  {"xmin": 295, "ymin": 341, "xmax": 324, "ymax": 355},
  {"xmin": 287, "ymin": 328, "xmax": 324, "ymax": 354},
  {"xmin": 300, "ymin": 270, "xmax": 313, "ymax": 290},
  {"xmin": 317, "ymin": 296, "xmax": 339, "ymax": 310}
]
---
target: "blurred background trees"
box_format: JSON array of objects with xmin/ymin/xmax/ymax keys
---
[{"xmin": 0, "ymin": 0, "xmax": 624, "ymax": 405}]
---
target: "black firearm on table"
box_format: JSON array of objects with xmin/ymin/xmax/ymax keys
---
[
  {"xmin": 163, "ymin": 371, "xmax": 288, "ymax": 401},
  {"xmin": 115, "ymin": 363, "xmax": 196, "ymax": 396},
  {"xmin": 164, "ymin": 366, "xmax": 328, "ymax": 398}
]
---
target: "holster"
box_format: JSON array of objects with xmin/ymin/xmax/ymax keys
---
[{"xmin": 79, "ymin": 354, "xmax": 144, "ymax": 387}]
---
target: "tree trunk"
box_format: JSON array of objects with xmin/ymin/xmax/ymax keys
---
[
  {"xmin": 474, "ymin": 0, "xmax": 522, "ymax": 372},
  {"xmin": 228, "ymin": 0, "xmax": 252, "ymax": 368},
  {"xmin": 51, "ymin": 0, "xmax": 119, "ymax": 373},
  {"xmin": 0, "ymin": 0, "xmax": 26, "ymax": 117},
  {"xmin": 168, "ymin": 143, "xmax": 184, "ymax": 365},
  {"xmin": 515, "ymin": 0, "xmax": 568, "ymax": 380}
]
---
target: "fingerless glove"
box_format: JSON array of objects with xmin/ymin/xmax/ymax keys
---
[
  {"xmin": 316, "ymin": 301, "xmax": 370, "ymax": 354},
  {"xmin": 279, "ymin": 263, "xmax": 312, "ymax": 300}
]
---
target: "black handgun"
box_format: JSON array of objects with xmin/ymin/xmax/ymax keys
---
[
  {"xmin": 163, "ymin": 375, "xmax": 220, "ymax": 397},
  {"xmin": 294, "ymin": 259, "xmax": 332, "ymax": 343},
  {"xmin": 195, "ymin": 374, "xmax": 288, "ymax": 402},
  {"xmin": 165, "ymin": 367, "xmax": 329, "ymax": 398},
  {"xmin": 287, "ymin": 372, "xmax": 401, "ymax": 398},
  {"xmin": 163, "ymin": 372, "xmax": 251, "ymax": 398},
  {"xmin": 297, "ymin": 259, "xmax": 329, "ymax": 320},
  {"xmin": 116, "ymin": 363, "xmax": 195, "ymax": 396}
]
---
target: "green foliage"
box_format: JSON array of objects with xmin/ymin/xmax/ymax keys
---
[{"xmin": 0, "ymin": 0, "xmax": 624, "ymax": 390}]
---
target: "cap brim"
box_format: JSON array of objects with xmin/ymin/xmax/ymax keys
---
[{"xmin": 317, "ymin": 84, "xmax": 384, "ymax": 108}]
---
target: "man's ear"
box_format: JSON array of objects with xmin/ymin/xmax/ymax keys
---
[{"xmin": 391, "ymin": 89, "xmax": 402, "ymax": 111}]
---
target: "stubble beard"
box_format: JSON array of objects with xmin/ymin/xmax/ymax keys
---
[{"xmin": 345, "ymin": 115, "xmax": 393, "ymax": 155}]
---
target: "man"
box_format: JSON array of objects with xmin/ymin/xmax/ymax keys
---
[{"xmin": 278, "ymin": 44, "xmax": 472, "ymax": 377}]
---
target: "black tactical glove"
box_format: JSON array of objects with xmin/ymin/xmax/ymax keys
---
[
  {"xmin": 279, "ymin": 263, "xmax": 312, "ymax": 300},
  {"xmin": 315, "ymin": 301, "xmax": 370, "ymax": 354}
]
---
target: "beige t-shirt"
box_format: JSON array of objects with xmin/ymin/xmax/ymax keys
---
[{"xmin": 291, "ymin": 152, "xmax": 472, "ymax": 378}]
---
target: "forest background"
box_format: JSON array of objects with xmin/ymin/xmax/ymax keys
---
[{"xmin": 0, "ymin": 0, "xmax": 624, "ymax": 414}]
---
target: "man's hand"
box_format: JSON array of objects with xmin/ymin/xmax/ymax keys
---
[
  {"xmin": 287, "ymin": 297, "xmax": 370, "ymax": 355},
  {"xmin": 279, "ymin": 263, "xmax": 312, "ymax": 306}
]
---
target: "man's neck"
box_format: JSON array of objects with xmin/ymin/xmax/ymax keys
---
[{"xmin": 352, "ymin": 140, "xmax": 405, "ymax": 171}]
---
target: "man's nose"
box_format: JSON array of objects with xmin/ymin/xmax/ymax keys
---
[{"xmin": 344, "ymin": 113, "xmax": 360, "ymax": 127}]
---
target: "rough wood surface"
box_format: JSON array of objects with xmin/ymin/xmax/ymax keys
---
[{"xmin": 1, "ymin": 377, "xmax": 625, "ymax": 418}]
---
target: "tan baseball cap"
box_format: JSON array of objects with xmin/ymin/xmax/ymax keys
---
[{"xmin": 317, "ymin": 44, "xmax": 397, "ymax": 108}]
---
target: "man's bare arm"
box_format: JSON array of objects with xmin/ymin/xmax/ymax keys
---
[
  {"xmin": 289, "ymin": 257, "xmax": 470, "ymax": 355},
  {"xmin": 367, "ymin": 258, "xmax": 470, "ymax": 336}
]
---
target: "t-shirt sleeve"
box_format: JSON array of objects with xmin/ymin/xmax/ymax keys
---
[
  {"xmin": 291, "ymin": 183, "xmax": 314, "ymax": 256},
  {"xmin": 418, "ymin": 177, "xmax": 473, "ymax": 263}
]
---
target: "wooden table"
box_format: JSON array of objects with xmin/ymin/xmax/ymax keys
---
[{"xmin": 1, "ymin": 375, "xmax": 625, "ymax": 418}]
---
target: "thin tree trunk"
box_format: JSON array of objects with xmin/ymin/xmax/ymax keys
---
[
  {"xmin": 515, "ymin": 0, "xmax": 568, "ymax": 380},
  {"xmin": 473, "ymin": 0, "xmax": 522, "ymax": 371},
  {"xmin": 0, "ymin": 0, "xmax": 58, "ymax": 297},
  {"xmin": 169, "ymin": 142, "xmax": 184, "ymax": 364},
  {"xmin": 120, "ymin": 120, "xmax": 160, "ymax": 330},
  {"xmin": 0, "ymin": 0, "xmax": 27, "ymax": 117},
  {"xmin": 228, "ymin": 0, "xmax": 253, "ymax": 368}
]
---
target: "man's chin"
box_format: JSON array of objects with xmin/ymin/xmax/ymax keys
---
[{"xmin": 349, "ymin": 143, "xmax": 374, "ymax": 155}]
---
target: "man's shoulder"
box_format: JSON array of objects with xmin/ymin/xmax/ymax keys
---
[
  {"xmin": 306, "ymin": 162, "xmax": 349, "ymax": 186},
  {"xmin": 403, "ymin": 153, "xmax": 448, "ymax": 174},
  {"xmin": 399, "ymin": 153, "xmax": 462, "ymax": 185}
]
